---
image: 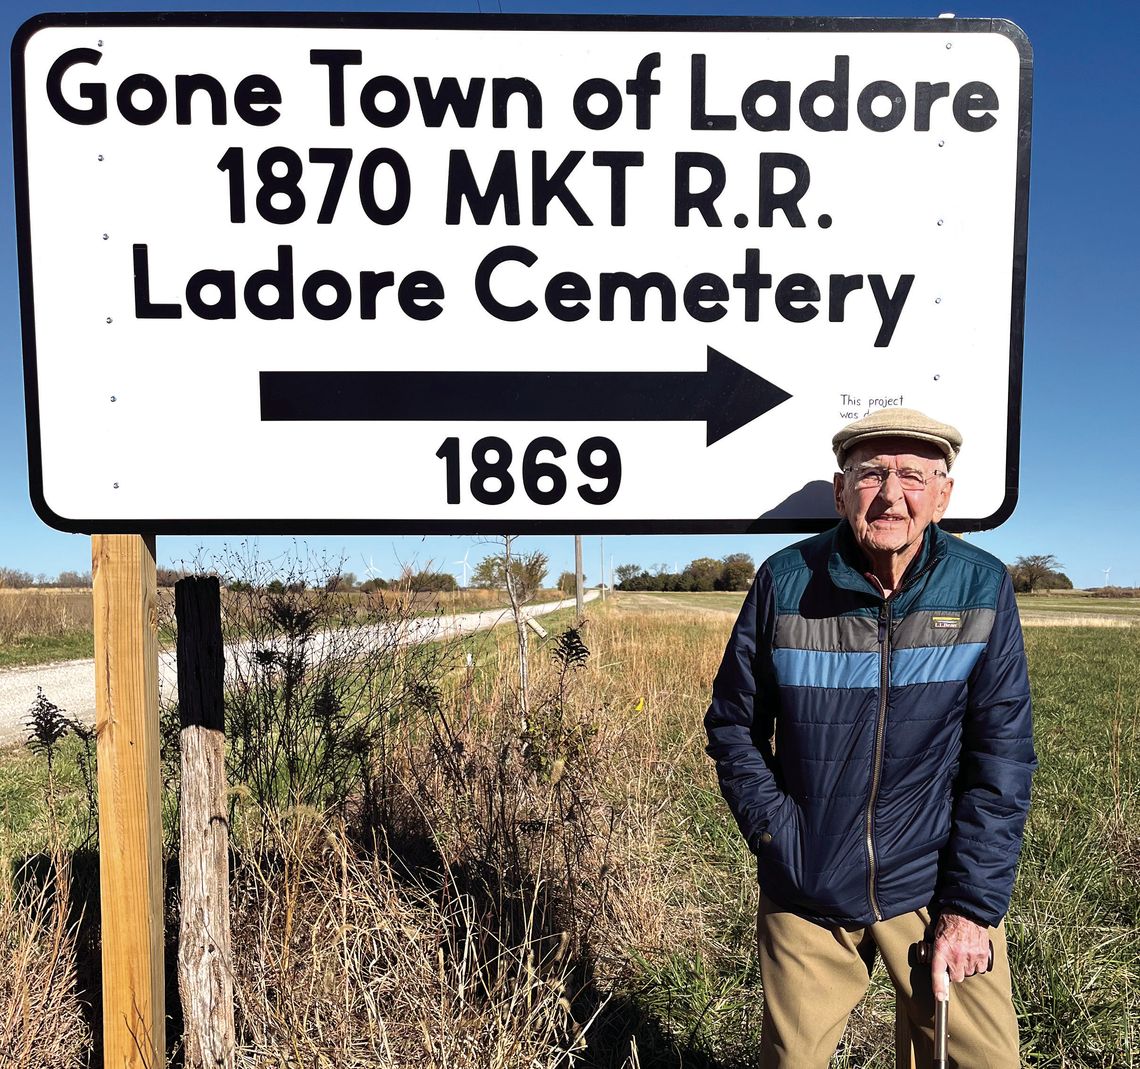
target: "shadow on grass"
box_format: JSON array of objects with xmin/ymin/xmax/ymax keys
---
[
  {"xmin": 575, "ymin": 988, "xmax": 755, "ymax": 1069},
  {"xmin": 346, "ymin": 796, "xmax": 759, "ymax": 1069},
  {"xmin": 13, "ymin": 849, "xmax": 187, "ymax": 1069}
]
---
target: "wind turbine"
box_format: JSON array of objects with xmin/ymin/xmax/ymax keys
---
[
  {"xmin": 454, "ymin": 548, "xmax": 471, "ymax": 588},
  {"xmin": 361, "ymin": 554, "xmax": 385, "ymax": 588},
  {"xmin": 1103, "ymin": 567, "xmax": 1111, "ymax": 588}
]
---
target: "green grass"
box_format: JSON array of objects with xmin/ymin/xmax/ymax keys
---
[
  {"xmin": 1006, "ymin": 627, "xmax": 1140, "ymax": 1067},
  {"xmin": 0, "ymin": 632, "xmax": 95, "ymax": 670},
  {"xmin": 0, "ymin": 734, "xmax": 98, "ymax": 856}
]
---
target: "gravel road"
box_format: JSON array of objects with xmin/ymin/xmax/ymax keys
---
[{"xmin": 0, "ymin": 591, "xmax": 597, "ymax": 748}]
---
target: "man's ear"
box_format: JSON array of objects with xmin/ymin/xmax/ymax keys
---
[
  {"xmin": 933, "ymin": 477, "xmax": 955, "ymax": 522},
  {"xmin": 833, "ymin": 473, "xmax": 846, "ymax": 516}
]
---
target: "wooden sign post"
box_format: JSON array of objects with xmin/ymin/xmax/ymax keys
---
[{"xmin": 93, "ymin": 534, "xmax": 165, "ymax": 1067}]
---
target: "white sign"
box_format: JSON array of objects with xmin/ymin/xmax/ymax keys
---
[{"xmin": 13, "ymin": 14, "xmax": 1031, "ymax": 534}]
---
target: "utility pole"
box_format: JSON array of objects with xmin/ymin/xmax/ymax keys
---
[
  {"xmin": 600, "ymin": 536, "xmax": 605, "ymax": 602},
  {"xmin": 575, "ymin": 534, "xmax": 584, "ymax": 619}
]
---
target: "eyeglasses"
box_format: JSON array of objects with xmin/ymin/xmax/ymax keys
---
[{"xmin": 843, "ymin": 465, "xmax": 947, "ymax": 492}]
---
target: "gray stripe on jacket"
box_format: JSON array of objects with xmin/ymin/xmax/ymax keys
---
[{"xmin": 775, "ymin": 607, "xmax": 995, "ymax": 653}]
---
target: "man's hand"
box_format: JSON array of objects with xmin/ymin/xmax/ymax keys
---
[{"xmin": 931, "ymin": 911, "xmax": 991, "ymax": 1002}]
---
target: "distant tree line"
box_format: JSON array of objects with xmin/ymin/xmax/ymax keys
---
[
  {"xmin": 327, "ymin": 570, "xmax": 459, "ymax": 593},
  {"xmin": 0, "ymin": 564, "xmax": 194, "ymax": 589},
  {"xmin": 557, "ymin": 571, "xmax": 586, "ymax": 595},
  {"xmin": 0, "ymin": 566, "xmax": 93, "ymax": 588},
  {"xmin": 399, "ymin": 570, "xmax": 459, "ymax": 592},
  {"xmin": 615, "ymin": 553, "xmax": 756, "ymax": 592},
  {"xmin": 214, "ymin": 569, "xmax": 461, "ymax": 595}
]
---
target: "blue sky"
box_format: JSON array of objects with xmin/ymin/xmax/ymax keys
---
[{"xmin": 2, "ymin": 0, "xmax": 1136, "ymax": 590}]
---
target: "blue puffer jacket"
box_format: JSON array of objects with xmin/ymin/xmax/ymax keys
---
[{"xmin": 704, "ymin": 521, "xmax": 1036, "ymax": 928}]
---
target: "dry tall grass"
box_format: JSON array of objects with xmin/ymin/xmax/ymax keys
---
[
  {"xmin": 0, "ymin": 590, "xmax": 94, "ymax": 644},
  {"xmin": 379, "ymin": 586, "xmax": 566, "ymax": 616},
  {"xmin": 211, "ymin": 605, "xmax": 772, "ymax": 1066},
  {"xmin": 0, "ymin": 851, "xmax": 89, "ymax": 1067},
  {"xmin": 229, "ymin": 806, "xmax": 595, "ymax": 1068},
  {"xmin": 0, "ymin": 601, "xmax": 887, "ymax": 1066}
]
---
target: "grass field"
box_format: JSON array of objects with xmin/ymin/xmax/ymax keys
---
[
  {"xmin": 1019, "ymin": 594, "xmax": 1140, "ymax": 613},
  {"xmin": 611, "ymin": 590, "xmax": 747, "ymax": 614},
  {"xmin": 2, "ymin": 585, "xmax": 1134, "ymax": 671},
  {"xmin": 0, "ymin": 589, "xmax": 95, "ymax": 668},
  {"xmin": 1014, "ymin": 593, "xmax": 1140, "ymax": 628},
  {"xmin": 1, "ymin": 592, "xmax": 1137, "ymax": 1067}
]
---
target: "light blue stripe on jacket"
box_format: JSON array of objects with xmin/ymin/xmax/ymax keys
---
[
  {"xmin": 892, "ymin": 643, "xmax": 987, "ymax": 686},
  {"xmin": 772, "ymin": 648, "xmax": 879, "ymax": 689},
  {"xmin": 772, "ymin": 642, "xmax": 987, "ymax": 690}
]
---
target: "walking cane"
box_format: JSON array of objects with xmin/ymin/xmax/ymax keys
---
[{"xmin": 909, "ymin": 939, "xmax": 994, "ymax": 1069}]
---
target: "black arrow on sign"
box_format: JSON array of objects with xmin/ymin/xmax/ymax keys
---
[{"xmin": 259, "ymin": 347, "xmax": 791, "ymax": 446}]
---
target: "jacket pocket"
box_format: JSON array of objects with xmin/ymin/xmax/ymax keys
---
[
  {"xmin": 944, "ymin": 761, "xmax": 959, "ymax": 801},
  {"xmin": 756, "ymin": 794, "xmax": 803, "ymax": 897},
  {"xmin": 756, "ymin": 792, "xmax": 797, "ymax": 850}
]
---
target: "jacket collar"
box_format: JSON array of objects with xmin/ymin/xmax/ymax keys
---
[{"xmin": 827, "ymin": 520, "xmax": 947, "ymax": 599}]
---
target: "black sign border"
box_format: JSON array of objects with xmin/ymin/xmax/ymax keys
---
[{"xmin": 12, "ymin": 12, "xmax": 1031, "ymax": 536}]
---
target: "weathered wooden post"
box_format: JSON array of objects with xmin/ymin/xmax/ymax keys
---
[
  {"xmin": 175, "ymin": 576, "xmax": 235, "ymax": 1069},
  {"xmin": 93, "ymin": 534, "xmax": 165, "ymax": 1068}
]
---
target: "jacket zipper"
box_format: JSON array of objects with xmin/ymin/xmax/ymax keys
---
[
  {"xmin": 863, "ymin": 555, "xmax": 940, "ymax": 922},
  {"xmin": 866, "ymin": 598, "xmax": 891, "ymax": 921}
]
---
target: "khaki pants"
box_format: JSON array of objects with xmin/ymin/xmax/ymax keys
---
[{"xmin": 756, "ymin": 894, "xmax": 1021, "ymax": 1069}]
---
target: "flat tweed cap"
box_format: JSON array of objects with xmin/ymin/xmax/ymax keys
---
[{"xmin": 832, "ymin": 408, "xmax": 963, "ymax": 469}]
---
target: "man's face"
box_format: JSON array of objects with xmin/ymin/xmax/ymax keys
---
[{"xmin": 833, "ymin": 437, "xmax": 954, "ymax": 560}]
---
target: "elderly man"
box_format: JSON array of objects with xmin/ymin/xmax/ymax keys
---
[{"xmin": 705, "ymin": 408, "xmax": 1035, "ymax": 1068}]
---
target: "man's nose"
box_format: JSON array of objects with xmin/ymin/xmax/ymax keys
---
[{"xmin": 876, "ymin": 470, "xmax": 905, "ymax": 503}]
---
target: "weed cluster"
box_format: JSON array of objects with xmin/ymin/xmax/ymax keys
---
[
  {"xmin": 213, "ymin": 564, "xmax": 454, "ymax": 829},
  {"xmin": 164, "ymin": 550, "xmax": 632, "ymax": 1064}
]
